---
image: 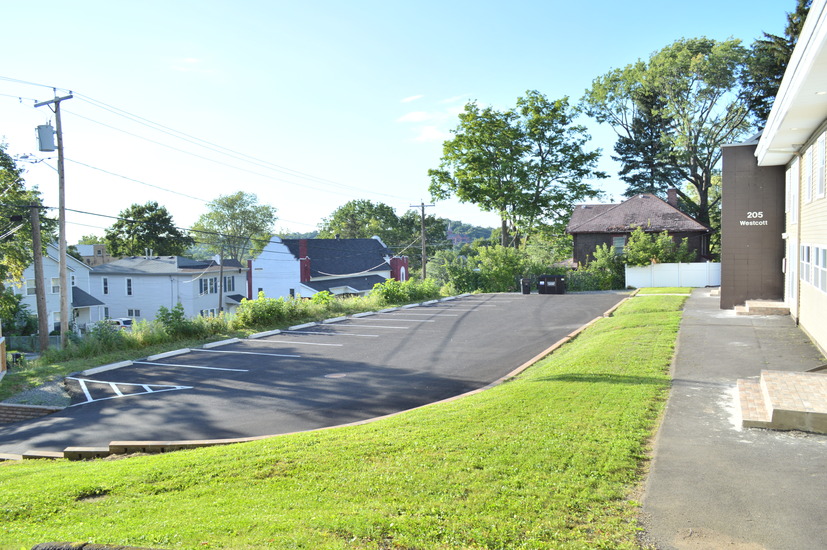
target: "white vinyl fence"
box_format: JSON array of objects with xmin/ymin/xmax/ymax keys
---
[{"xmin": 625, "ymin": 262, "xmax": 721, "ymax": 288}]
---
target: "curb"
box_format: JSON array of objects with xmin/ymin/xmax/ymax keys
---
[{"xmin": 2, "ymin": 292, "xmax": 631, "ymax": 462}]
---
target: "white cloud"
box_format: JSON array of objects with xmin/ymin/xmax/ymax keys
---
[
  {"xmin": 401, "ymin": 94, "xmax": 424, "ymax": 103},
  {"xmin": 414, "ymin": 125, "xmax": 451, "ymax": 143},
  {"xmin": 397, "ymin": 111, "xmax": 432, "ymax": 123}
]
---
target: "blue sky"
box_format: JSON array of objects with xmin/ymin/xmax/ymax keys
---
[{"xmin": 0, "ymin": 1, "xmax": 788, "ymax": 246}]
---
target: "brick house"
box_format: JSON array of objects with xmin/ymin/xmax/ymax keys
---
[{"xmin": 566, "ymin": 191, "xmax": 711, "ymax": 266}]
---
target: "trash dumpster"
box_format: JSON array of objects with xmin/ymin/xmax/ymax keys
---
[
  {"xmin": 538, "ymin": 275, "xmax": 566, "ymax": 295},
  {"xmin": 520, "ymin": 278, "xmax": 531, "ymax": 294}
]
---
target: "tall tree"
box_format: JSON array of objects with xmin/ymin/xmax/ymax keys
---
[
  {"xmin": 317, "ymin": 199, "xmax": 399, "ymax": 243},
  {"xmin": 612, "ymin": 90, "xmax": 682, "ymax": 197},
  {"xmin": 105, "ymin": 201, "xmax": 194, "ymax": 257},
  {"xmin": 740, "ymin": 0, "xmax": 812, "ymax": 126},
  {"xmin": 191, "ymin": 191, "xmax": 277, "ymax": 263},
  {"xmin": 429, "ymin": 91, "xmax": 604, "ymax": 246},
  {"xmin": 583, "ymin": 38, "xmax": 752, "ymax": 227}
]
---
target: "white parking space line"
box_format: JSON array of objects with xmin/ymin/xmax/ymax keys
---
[
  {"xmin": 286, "ymin": 331, "xmax": 379, "ymax": 338},
  {"xmin": 133, "ymin": 361, "xmax": 249, "ymax": 372},
  {"xmin": 341, "ymin": 324, "xmax": 409, "ymax": 329},
  {"xmin": 265, "ymin": 340, "xmax": 344, "ymax": 347},
  {"xmin": 385, "ymin": 313, "xmax": 459, "ymax": 317},
  {"xmin": 191, "ymin": 349, "xmax": 301, "ymax": 358},
  {"xmin": 370, "ymin": 318, "xmax": 435, "ymax": 322}
]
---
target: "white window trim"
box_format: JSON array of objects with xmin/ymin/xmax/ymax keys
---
[{"xmin": 126, "ymin": 278, "xmax": 133, "ymax": 296}]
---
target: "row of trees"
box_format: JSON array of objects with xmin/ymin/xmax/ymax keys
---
[{"xmin": 428, "ymin": 1, "xmax": 811, "ymax": 247}]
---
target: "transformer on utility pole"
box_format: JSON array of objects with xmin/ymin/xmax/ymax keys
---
[{"xmin": 35, "ymin": 93, "xmax": 72, "ymax": 348}]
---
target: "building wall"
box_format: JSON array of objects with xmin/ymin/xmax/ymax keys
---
[
  {"xmin": 15, "ymin": 248, "xmax": 103, "ymax": 331},
  {"xmin": 720, "ymin": 143, "xmax": 786, "ymax": 309},
  {"xmin": 248, "ymin": 239, "xmax": 301, "ymax": 299},
  {"xmin": 787, "ymin": 127, "xmax": 827, "ymax": 355},
  {"xmin": 89, "ymin": 271, "xmax": 245, "ymax": 322}
]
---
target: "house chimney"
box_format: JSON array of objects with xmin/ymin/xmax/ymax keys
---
[{"xmin": 666, "ymin": 188, "xmax": 678, "ymax": 207}]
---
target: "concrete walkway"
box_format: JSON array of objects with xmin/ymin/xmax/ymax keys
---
[{"xmin": 640, "ymin": 288, "xmax": 827, "ymax": 549}]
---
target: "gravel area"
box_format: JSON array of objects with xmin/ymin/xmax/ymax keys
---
[{"xmin": 1, "ymin": 379, "xmax": 71, "ymax": 408}]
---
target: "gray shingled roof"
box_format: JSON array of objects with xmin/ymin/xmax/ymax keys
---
[
  {"xmin": 281, "ymin": 239, "xmax": 390, "ymax": 277},
  {"xmin": 92, "ymin": 256, "xmax": 244, "ymax": 275},
  {"xmin": 566, "ymin": 194, "xmax": 709, "ymax": 234},
  {"xmin": 71, "ymin": 286, "xmax": 105, "ymax": 308}
]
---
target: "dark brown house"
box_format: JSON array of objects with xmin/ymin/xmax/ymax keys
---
[{"xmin": 566, "ymin": 191, "xmax": 711, "ymax": 266}]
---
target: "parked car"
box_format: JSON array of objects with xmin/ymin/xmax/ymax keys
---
[{"xmin": 108, "ymin": 318, "xmax": 133, "ymax": 330}]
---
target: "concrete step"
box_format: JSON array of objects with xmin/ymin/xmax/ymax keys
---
[
  {"xmin": 738, "ymin": 300, "xmax": 790, "ymax": 316},
  {"xmin": 738, "ymin": 378, "xmax": 771, "ymax": 427},
  {"xmin": 738, "ymin": 370, "xmax": 827, "ymax": 434}
]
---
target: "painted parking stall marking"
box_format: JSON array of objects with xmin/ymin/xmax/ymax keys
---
[{"xmin": 66, "ymin": 377, "xmax": 192, "ymax": 407}]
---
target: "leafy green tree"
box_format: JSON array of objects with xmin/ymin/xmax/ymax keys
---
[
  {"xmin": 77, "ymin": 234, "xmax": 105, "ymax": 245},
  {"xmin": 583, "ymin": 38, "xmax": 752, "ymax": 227},
  {"xmin": 623, "ymin": 227, "xmax": 697, "ymax": 266},
  {"xmin": 0, "ymin": 145, "xmax": 54, "ymax": 284},
  {"xmin": 105, "ymin": 201, "xmax": 194, "ymax": 257},
  {"xmin": 191, "ymin": 191, "xmax": 278, "ymax": 263},
  {"xmin": 740, "ymin": 0, "xmax": 811, "ymax": 126},
  {"xmin": 429, "ymin": 91, "xmax": 604, "ymax": 246},
  {"xmin": 317, "ymin": 199, "xmax": 399, "ymax": 242}
]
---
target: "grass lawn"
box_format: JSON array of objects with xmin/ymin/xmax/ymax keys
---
[
  {"xmin": 0, "ymin": 292, "xmax": 686, "ymax": 549},
  {"xmin": 632, "ymin": 287, "xmax": 692, "ymax": 295}
]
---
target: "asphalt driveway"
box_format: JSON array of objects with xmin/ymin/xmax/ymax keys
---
[{"xmin": 0, "ymin": 292, "xmax": 626, "ymax": 455}]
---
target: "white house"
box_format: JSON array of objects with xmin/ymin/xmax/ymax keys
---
[
  {"xmin": 89, "ymin": 255, "xmax": 248, "ymax": 322},
  {"xmin": 13, "ymin": 243, "xmax": 106, "ymax": 332},
  {"xmin": 248, "ymin": 237, "xmax": 408, "ymax": 299}
]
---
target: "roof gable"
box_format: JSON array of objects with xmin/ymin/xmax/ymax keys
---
[
  {"xmin": 282, "ymin": 238, "xmax": 391, "ymax": 277},
  {"xmin": 566, "ymin": 194, "xmax": 709, "ymax": 234}
]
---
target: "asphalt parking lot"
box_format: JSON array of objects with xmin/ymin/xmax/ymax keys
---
[{"xmin": 0, "ymin": 292, "xmax": 627, "ymax": 455}]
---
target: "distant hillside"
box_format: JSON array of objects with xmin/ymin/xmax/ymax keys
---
[{"xmin": 445, "ymin": 220, "xmax": 494, "ymax": 247}]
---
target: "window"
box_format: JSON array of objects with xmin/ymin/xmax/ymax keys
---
[
  {"xmin": 102, "ymin": 277, "xmax": 109, "ymax": 295},
  {"xmin": 96, "ymin": 249, "xmax": 102, "ymax": 256},
  {"xmin": 814, "ymin": 246, "xmax": 827, "ymax": 293},
  {"xmin": 50, "ymin": 277, "xmax": 60, "ymax": 294},
  {"xmin": 612, "ymin": 236, "xmax": 625, "ymax": 255},
  {"xmin": 223, "ymin": 276, "xmax": 235, "ymax": 292},
  {"xmin": 818, "ymin": 133, "xmax": 826, "ymax": 198},
  {"xmin": 104, "ymin": 307, "xmax": 110, "ymax": 318},
  {"xmin": 71, "ymin": 275, "xmax": 76, "ymax": 287},
  {"xmin": 26, "ymin": 279, "xmax": 36, "ymax": 296},
  {"xmin": 804, "ymin": 148, "xmax": 813, "ymax": 203},
  {"xmin": 200, "ymin": 308, "xmax": 216, "ymax": 317},
  {"xmin": 126, "ymin": 278, "xmax": 133, "ymax": 296},
  {"xmin": 127, "ymin": 309, "xmax": 141, "ymax": 317},
  {"xmin": 199, "ymin": 277, "xmax": 218, "ymax": 295},
  {"xmin": 801, "ymin": 245, "xmax": 811, "ymax": 284}
]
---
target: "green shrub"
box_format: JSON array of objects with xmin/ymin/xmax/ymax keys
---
[{"xmin": 157, "ymin": 303, "xmax": 209, "ymax": 339}]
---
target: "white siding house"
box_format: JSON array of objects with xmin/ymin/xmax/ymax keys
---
[
  {"xmin": 248, "ymin": 237, "xmax": 408, "ymax": 300},
  {"xmin": 89, "ymin": 256, "xmax": 247, "ymax": 322},
  {"xmin": 12, "ymin": 243, "xmax": 105, "ymax": 332}
]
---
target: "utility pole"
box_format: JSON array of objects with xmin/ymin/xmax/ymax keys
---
[
  {"xmin": 35, "ymin": 93, "xmax": 72, "ymax": 348},
  {"xmin": 410, "ymin": 201, "xmax": 434, "ymax": 279}
]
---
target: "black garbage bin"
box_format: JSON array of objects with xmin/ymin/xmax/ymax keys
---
[
  {"xmin": 538, "ymin": 275, "xmax": 566, "ymax": 295},
  {"xmin": 520, "ymin": 278, "xmax": 531, "ymax": 294}
]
